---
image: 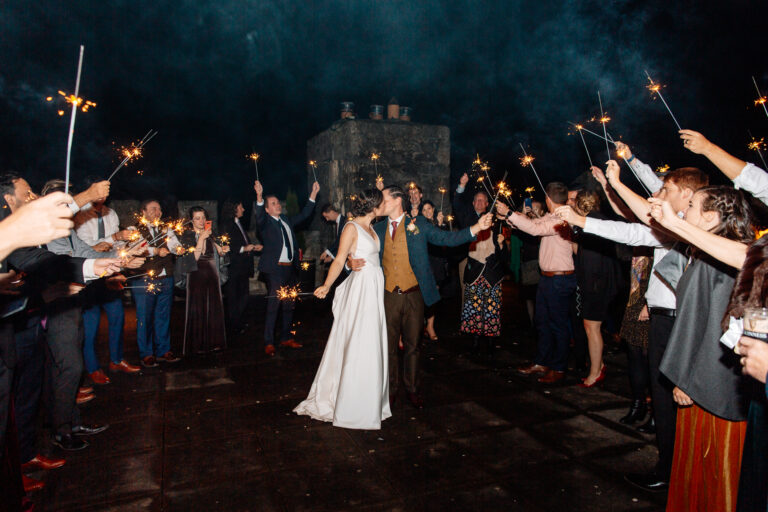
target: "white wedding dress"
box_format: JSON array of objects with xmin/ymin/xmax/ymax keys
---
[{"xmin": 294, "ymin": 221, "xmax": 391, "ymax": 429}]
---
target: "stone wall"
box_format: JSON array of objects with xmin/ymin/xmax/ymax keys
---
[{"xmin": 306, "ymin": 118, "xmax": 451, "ymax": 279}]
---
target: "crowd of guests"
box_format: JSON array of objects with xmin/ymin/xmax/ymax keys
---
[{"xmin": 2, "ymin": 126, "xmax": 768, "ymax": 511}]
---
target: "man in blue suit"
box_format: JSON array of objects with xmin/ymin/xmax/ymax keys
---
[
  {"xmin": 351, "ymin": 185, "xmax": 492, "ymax": 408},
  {"xmin": 253, "ymin": 180, "xmax": 320, "ymax": 356}
]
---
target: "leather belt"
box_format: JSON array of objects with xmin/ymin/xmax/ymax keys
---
[
  {"xmin": 649, "ymin": 307, "xmax": 676, "ymax": 318},
  {"xmin": 392, "ymin": 285, "xmax": 420, "ymax": 295},
  {"xmin": 278, "ymin": 262, "xmax": 293, "ymax": 267},
  {"xmin": 541, "ymin": 270, "xmax": 574, "ymax": 277}
]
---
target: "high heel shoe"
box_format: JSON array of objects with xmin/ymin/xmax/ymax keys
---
[{"xmin": 579, "ymin": 365, "xmax": 606, "ymax": 388}]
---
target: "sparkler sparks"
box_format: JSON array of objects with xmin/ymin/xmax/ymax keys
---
[
  {"xmin": 656, "ymin": 164, "xmax": 670, "ymax": 174},
  {"xmin": 519, "ymin": 144, "xmax": 549, "ymax": 200},
  {"xmin": 598, "ymin": 91, "xmax": 611, "ymax": 158},
  {"xmin": 571, "ymin": 123, "xmax": 594, "ymax": 167},
  {"xmin": 519, "ymin": 155, "xmax": 535, "ymax": 167},
  {"xmin": 247, "ymin": 152, "xmax": 260, "ymax": 180},
  {"xmin": 748, "ymin": 136, "xmax": 768, "ymax": 169},
  {"xmin": 48, "ymin": 90, "xmax": 97, "ymax": 112},
  {"xmin": 438, "ymin": 186, "xmax": 447, "ymax": 212},
  {"xmin": 752, "ymin": 77, "xmax": 768, "ymax": 119},
  {"xmin": 300, "ymin": 262, "xmax": 310, "ymax": 271},
  {"xmin": 644, "ymin": 71, "xmax": 683, "ymax": 131},
  {"xmin": 107, "ymin": 129, "xmax": 158, "ymax": 181},
  {"xmin": 269, "ymin": 285, "xmax": 313, "ymax": 300}
]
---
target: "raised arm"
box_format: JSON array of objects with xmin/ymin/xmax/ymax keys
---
[
  {"xmin": 614, "ymin": 142, "xmax": 663, "ymax": 194},
  {"xmin": 648, "ymin": 197, "xmax": 747, "ymax": 269},
  {"xmin": 315, "ymin": 223, "xmax": 357, "ymax": 298},
  {"xmin": 604, "ymin": 160, "xmax": 654, "ymax": 225},
  {"xmin": 591, "ymin": 166, "xmax": 633, "ymax": 220}
]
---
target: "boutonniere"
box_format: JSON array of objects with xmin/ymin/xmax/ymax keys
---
[{"xmin": 406, "ymin": 218, "xmax": 420, "ymax": 236}]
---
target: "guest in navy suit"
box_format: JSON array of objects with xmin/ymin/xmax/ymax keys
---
[
  {"xmin": 318, "ymin": 204, "xmax": 347, "ymax": 263},
  {"xmin": 253, "ymin": 180, "xmax": 320, "ymax": 355}
]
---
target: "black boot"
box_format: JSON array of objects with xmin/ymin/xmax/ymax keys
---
[
  {"xmin": 637, "ymin": 416, "xmax": 656, "ymax": 434},
  {"xmin": 619, "ymin": 400, "xmax": 647, "ymax": 425}
]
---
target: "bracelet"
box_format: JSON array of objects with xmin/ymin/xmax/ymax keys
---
[{"xmin": 627, "ymin": 155, "xmax": 636, "ymax": 163}]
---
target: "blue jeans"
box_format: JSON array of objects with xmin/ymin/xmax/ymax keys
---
[
  {"xmin": 82, "ymin": 296, "xmax": 124, "ymax": 373},
  {"xmin": 132, "ymin": 276, "xmax": 173, "ymax": 358},
  {"xmin": 534, "ymin": 274, "xmax": 577, "ymax": 372}
]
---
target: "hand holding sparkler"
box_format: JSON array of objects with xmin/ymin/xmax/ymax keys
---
[
  {"xmin": 647, "ymin": 197, "xmax": 680, "ymax": 228},
  {"xmin": 495, "ymin": 202, "xmax": 510, "ymax": 219},
  {"xmin": 310, "ymin": 181, "xmax": 320, "ymax": 201},
  {"xmin": 84, "ymin": 180, "xmax": 111, "ymax": 203},
  {"xmin": 314, "ymin": 284, "xmax": 330, "ymax": 299},
  {"xmin": 254, "ymin": 180, "xmax": 264, "ymax": 201},
  {"xmin": 471, "ymin": 213, "xmax": 494, "ymax": 234},
  {"xmin": 604, "ymin": 160, "xmax": 622, "ymax": 185},
  {"xmin": 94, "ymin": 258, "xmax": 122, "ymax": 278},
  {"xmin": 459, "ymin": 173, "xmax": 469, "ymax": 188},
  {"xmin": 554, "ymin": 205, "xmax": 586, "ymax": 228},
  {"xmin": 590, "ymin": 166, "xmax": 608, "ymax": 189},
  {"xmin": 614, "ymin": 141, "xmax": 632, "ymax": 160},
  {"xmin": 678, "ymin": 129, "xmax": 712, "ymax": 155}
]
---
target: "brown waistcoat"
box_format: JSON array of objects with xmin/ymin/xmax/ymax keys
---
[{"xmin": 382, "ymin": 220, "xmax": 418, "ymax": 292}]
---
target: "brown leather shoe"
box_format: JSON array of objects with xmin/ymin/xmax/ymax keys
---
[
  {"xmin": 518, "ymin": 363, "xmax": 548, "ymax": 375},
  {"xmin": 76, "ymin": 391, "xmax": 94, "ymax": 405},
  {"xmin": 538, "ymin": 369, "xmax": 565, "ymax": 384},
  {"xmin": 22, "ymin": 454, "xmax": 66, "ymax": 471},
  {"xmin": 141, "ymin": 355, "xmax": 158, "ymax": 368},
  {"xmin": 109, "ymin": 360, "xmax": 141, "ymax": 373},
  {"xmin": 22, "ymin": 474, "xmax": 44, "ymax": 492},
  {"xmin": 157, "ymin": 351, "xmax": 180, "ymax": 363},
  {"xmin": 280, "ymin": 339, "xmax": 303, "ymax": 349},
  {"xmin": 79, "ymin": 386, "xmax": 93, "ymax": 395},
  {"xmin": 89, "ymin": 369, "xmax": 111, "ymax": 385},
  {"xmin": 265, "ymin": 344, "xmax": 275, "ymax": 356}
]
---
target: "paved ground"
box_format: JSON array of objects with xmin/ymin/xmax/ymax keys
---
[{"xmin": 28, "ymin": 283, "xmax": 666, "ymax": 511}]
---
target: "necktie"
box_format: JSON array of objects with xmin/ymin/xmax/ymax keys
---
[
  {"xmin": 97, "ymin": 211, "xmax": 105, "ymax": 240},
  {"xmin": 391, "ymin": 220, "xmax": 398, "ymax": 240},
  {"xmin": 235, "ymin": 219, "xmax": 249, "ymax": 244},
  {"xmin": 279, "ymin": 219, "xmax": 293, "ymax": 261}
]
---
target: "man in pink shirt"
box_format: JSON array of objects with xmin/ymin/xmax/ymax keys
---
[{"xmin": 497, "ymin": 182, "xmax": 575, "ymax": 383}]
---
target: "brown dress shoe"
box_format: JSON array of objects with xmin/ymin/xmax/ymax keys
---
[
  {"xmin": 76, "ymin": 391, "xmax": 94, "ymax": 405},
  {"xmin": 157, "ymin": 351, "xmax": 180, "ymax": 363},
  {"xmin": 265, "ymin": 344, "xmax": 275, "ymax": 356},
  {"xmin": 518, "ymin": 363, "xmax": 548, "ymax": 375},
  {"xmin": 22, "ymin": 454, "xmax": 66, "ymax": 471},
  {"xmin": 141, "ymin": 355, "xmax": 158, "ymax": 368},
  {"xmin": 89, "ymin": 369, "xmax": 111, "ymax": 385},
  {"xmin": 280, "ymin": 339, "xmax": 303, "ymax": 349},
  {"xmin": 538, "ymin": 369, "xmax": 565, "ymax": 384},
  {"xmin": 22, "ymin": 474, "xmax": 44, "ymax": 492},
  {"xmin": 79, "ymin": 386, "xmax": 93, "ymax": 395},
  {"xmin": 109, "ymin": 360, "xmax": 141, "ymax": 373}
]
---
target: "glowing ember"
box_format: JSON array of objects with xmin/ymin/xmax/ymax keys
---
[
  {"xmin": 300, "ymin": 262, "xmax": 310, "ymax": 271},
  {"xmin": 438, "ymin": 187, "xmax": 447, "ymax": 194},
  {"xmin": 247, "ymin": 152, "xmax": 260, "ymax": 162},
  {"xmin": 525, "ymin": 186, "xmax": 535, "ymax": 194},
  {"xmin": 599, "ymin": 115, "xmax": 611, "ymax": 124},
  {"xmin": 376, "ymin": 175, "xmax": 383, "ymax": 183},
  {"xmin": 408, "ymin": 182, "xmax": 416, "ymax": 189},
  {"xmin": 56, "ymin": 90, "xmax": 96, "ymax": 112},
  {"xmin": 520, "ymin": 155, "xmax": 535, "ymax": 167},
  {"xmin": 748, "ymin": 138, "xmax": 766, "ymax": 151},
  {"xmin": 370, "ymin": 153, "xmax": 380, "ymax": 161},
  {"xmin": 473, "ymin": 154, "xmax": 482, "ymax": 166},
  {"xmin": 308, "ymin": 160, "xmax": 317, "ymax": 167},
  {"xmin": 656, "ymin": 164, "xmax": 670, "ymax": 174}
]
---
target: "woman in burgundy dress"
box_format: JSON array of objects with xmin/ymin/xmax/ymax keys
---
[{"xmin": 178, "ymin": 206, "xmax": 230, "ymax": 355}]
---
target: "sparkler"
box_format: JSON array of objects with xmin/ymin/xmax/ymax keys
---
[
  {"xmin": 266, "ymin": 285, "xmax": 313, "ymax": 300},
  {"xmin": 615, "ymin": 145, "xmax": 653, "ymax": 197},
  {"xmin": 752, "ymin": 77, "xmax": 768, "ymax": 119},
  {"xmin": 748, "ymin": 136, "xmax": 768, "ymax": 169},
  {"xmin": 300, "ymin": 261, "xmax": 310, "ymax": 271},
  {"xmin": 371, "ymin": 152, "xmax": 380, "ymax": 175},
  {"xmin": 247, "ymin": 152, "xmax": 260, "ymax": 180},
  {"xmin": 446, "ymin": 214, "xmax": 454, "ymax": 230},
  {"xmin": 488, "ymin": 171, "xmax": 508, "ymax": 212},
  {"xmin": 438, "ymin": 186, "xmax": 447, "ymax": 212},
  {"xmin": 108, "ymin": 129, "xmax": 158, "ymax": 181},
  {"xmin": 308, "ymin": 160, "xmax": 318, "ymax": 182},
  {"xmin": 125, "ymin": 270, "xmax": 156, "ymax": 280},
  {"xmin": 518, "ymin": 144, "xmax": 549, "ymax": 200},
  {"xmin": 568, "ymin": 122, "xmax": 615, "ymax": 145},
  {"xmin": 644, "ymin": 71, "xmax": 682, "ymax": 131},
  {"xmin": 64, "ymin": 45, "xmax": 85, "ymax": 194},
  {"xmin": 572, "ymin": 124, "xmax": 594, "ymax": 167},
  {"xmin": 656, "ymin": 164, "xmax": 670, "ymax": 174},
  {"xmin": 597, "ymin": 91, "xmax": 611, "ymax": 158},
  {"xmin": 47, "ymin": 90, "xmax": 96, "ymax": 112}
]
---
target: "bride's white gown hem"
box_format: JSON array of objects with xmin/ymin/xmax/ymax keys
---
[{"xmin": 293, "ymin": 222, "xmax": 391, "ymax": 430}]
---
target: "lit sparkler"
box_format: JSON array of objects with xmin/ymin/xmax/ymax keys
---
[
  {"xmin": 748, "ymin": 136, "xmax": 768, "ymax": 169},
  {"xmin": 438, "ymin": 186, "xmax": 447, "ymax": 212},
  {"xmin": 572, "ymin": 123, "xmax": 594, "ymax": 167},
  {"xmin": 446, "ymin": 214, "xmax": 454, "ymax": 230},
  {"xmin": 308, "ymin": 160, "xmax": 318, "ymax": 182},
  {"xmin": 47, "ymin": 90, "xmax": 96, "ymax": 113},
  {"xmin": 598, "ymin": 91, "xmax": 611, "ymax": 158},
  {"xmin": 300, "ymin": 261, "xmax": 310, "ymax": 271},
  {"xmin": 644, "ymin": 71, "xmax": 682, "ymax": 131},
  {"xmin": 489, "ymin": 171, "xmax": 508, "ymax": 212},
  {"xmin": 568, "ymin": 122, "xmax": 615, "ymax": 145},
  {"xmin": 518, "ymin": 144, "xmax": 549, "ymax": 200},
  {"xmin": 247, "ymin": 152, "xmax": 260, "ymax": 180},
  {"xmin": 108, "ymin": 129, "xmax": 158, "ymax": 181},
  {"xmin": 64, "ymin": 45, "xmax": 85, "ymax": 194},
  {"xmin": 752, "ymin": 77, "xmax": 768, "ymax": 119},
  {"xmin": 656, "ymin": 164, "xmax": 670, "ymax": 174},
  {"xmin": 524, "ymin": 186, "xmax": 535, "ymax": 196},
  {"xmin": 267, "ymin": 285, "xmax": 314, "ymax": 300}
]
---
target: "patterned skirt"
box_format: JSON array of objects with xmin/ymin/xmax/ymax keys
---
[{"xmin": 460, "ymin": 275, "xmax": 501, "ymax": 337}]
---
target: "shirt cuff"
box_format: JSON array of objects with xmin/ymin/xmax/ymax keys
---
[
  {"xmin": 309, "ymin": 198, "xmax": 315, "ymax": 203},
  {"xmin": 239, "ymin": 246, "xmax": 245, "ymax": 254},
  {"xmin": 324, "ymin": 249, "xmax": 335, "ymax": 259},
  {"xmin": 82, "ymin": 259, "xmax": 97, "ymax": 281},
  {"xmin": 148, "ymin": 247, "xmax": 156, "ymax": 257},
  {"xmin": 456, "ymin": 185, "xmax": 465, "ymax": 193},
  {"xmin": 256, "ymin": 201, "xmax": 264, "ymax": 206},
  {"xmin": 68, "ymin": 202, "xmax": 81, "ymax": 215}
]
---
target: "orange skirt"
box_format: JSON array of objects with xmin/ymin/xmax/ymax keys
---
[{"xmin": 666, "ymin": 404, "xmax": 747, "ymax": 512}]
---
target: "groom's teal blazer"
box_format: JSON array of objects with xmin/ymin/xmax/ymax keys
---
[{"xmin": 374, "ymin": 215, "xmax": 475, "ymax": 307}]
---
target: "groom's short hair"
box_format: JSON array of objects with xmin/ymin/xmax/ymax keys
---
[{"xmin": 383, "ymin": 185, "xmax": 410, "ymax": 212}]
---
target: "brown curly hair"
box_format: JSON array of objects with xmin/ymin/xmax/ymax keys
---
[
  {"xmin": 575, "ymin": 190, "xmax": 600, "ymax": 216},
  {"xmin": 722, "ymin": 235, "xmax": 768, "ymax": 330},
  {"xmin": 695, "ymin": 186, "xmax": 754, "ymax": 245}
]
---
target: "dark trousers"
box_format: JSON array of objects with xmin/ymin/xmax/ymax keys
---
[
  {"xmin": 534, "ymin": 274, "xmax": 577, "ymax": 372},
  {"xmin": 263, "ymin": 266, "xmax": 297, "ymax": 346},
  {"xmin": 12, "ymin": 318, "xmax": 43, "ymax": 464},
  {"xmin": 647, "ymin": 313, "xmax": 676, "ymax": 479},
  {"xmin": 626, "ymin": 343, "xmax": 650, "ymax": 402},
  {"xmin": 45, "ymin": 305, "xmax": 83, "ymax": 435},
  {"xmin": 384, "ymin": 289, "xmax": 424, "ymax": 395},
  {"xmin": 737, "ymin": 396, "xmax": 768, "ymax": 512},
  {"xmin": 132, "ymin": 276, "xmax": 173, "ymax": 358},
  {"xmin": 82, "ymin": 294, "xmax": 124, "ymax": 372},
  {"xmin": 1, "ymin": 400, "xmax": 25, "ymax": 512},
  {"xmin": 224, "ymin": 271, "xmax": 250, "ymax": 331}
]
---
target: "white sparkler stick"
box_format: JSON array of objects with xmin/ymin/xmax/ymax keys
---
[{"xmin": 64, "ymin": 45, "xmax": 85, "ymax": 194}]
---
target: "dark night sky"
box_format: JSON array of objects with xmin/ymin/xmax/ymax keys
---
[{"xmin": 1, "ymin": 1, "xmax": 767, "ymax": 204}]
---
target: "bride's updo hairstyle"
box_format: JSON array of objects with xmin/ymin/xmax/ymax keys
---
[{"xmin": 350, "ymin": 188, "xmax": 383, "ymax": 217}]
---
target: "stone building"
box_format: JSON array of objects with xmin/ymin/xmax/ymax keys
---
[{"xmin": 305, "ymin": 118, "xmax": 451, "ymax": 272}]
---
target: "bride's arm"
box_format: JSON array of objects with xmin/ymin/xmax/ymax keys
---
[{"xmin": 315, "ymin": 224, "xmax": 357, "ymax": 298}]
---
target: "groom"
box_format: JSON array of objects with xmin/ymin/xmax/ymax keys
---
[{"xmin": 351, "ymin": 185, "xmax": 492, "ymax": 408}]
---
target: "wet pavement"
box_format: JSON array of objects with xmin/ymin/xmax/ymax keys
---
[{"xmin": 28, "ymin": 283, "xmax": 666, "ymax": 511}]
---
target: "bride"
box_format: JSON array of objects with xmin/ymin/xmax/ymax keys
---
[{"xmin": 293, "ymin": 188, "xmax": 391, "ymax": 429}]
